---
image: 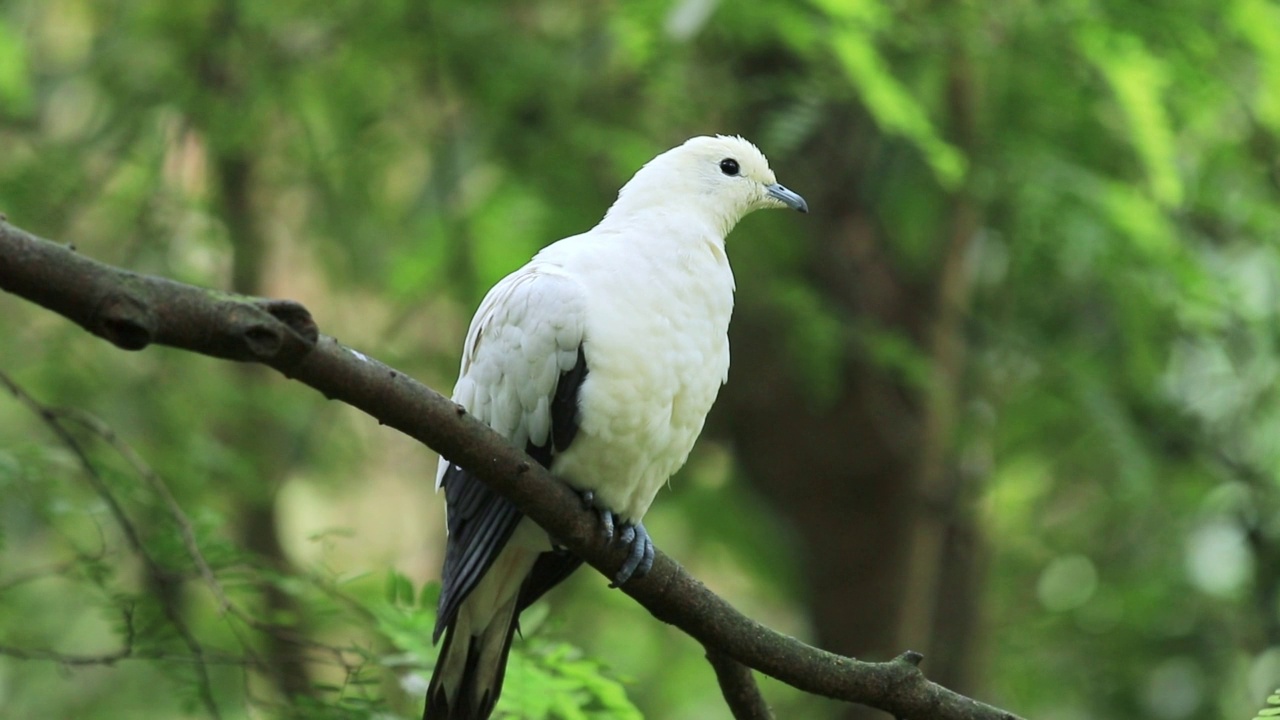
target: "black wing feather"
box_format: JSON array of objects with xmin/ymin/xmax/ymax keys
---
[
  {"xmin": 434, "ymin": 345, "xmax": 590, "ymax": 643},
  {"xmin": 434, "ymin": 465, "xmax": 522, "ymax": 642},
  {"xmin": 551, "ymin": 346, "xmax": 588, "ymax": 452}
]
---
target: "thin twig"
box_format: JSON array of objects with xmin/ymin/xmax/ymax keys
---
[
  {"xmin": 54, "ymin": 409, "xmax": 230, "ymax": 608},
  {"xmin": 0, "ymin": 372, "xmax": 222, "ymax": 719},
  {"xmin": 3, "ymin": 383, "xmax": 375, "ymax": 683},
  {"xmin": 46, "ymin": 406, "xmax": 279, "ymax": 677}
]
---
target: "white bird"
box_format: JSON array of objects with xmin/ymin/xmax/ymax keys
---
[{"xmin": 426, "ymin": 135, "xmax": 807, "ymax": 720}]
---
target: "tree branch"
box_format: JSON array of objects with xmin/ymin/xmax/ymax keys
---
[
  {"xmin": 0, "ymin": 218, "xmax": 1024, "ymax": 720},
  {"xmin": 705, "ymin": 647, "xmax": 773, "ymax": 720}
]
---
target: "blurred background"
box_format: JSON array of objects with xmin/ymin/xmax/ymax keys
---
[{"xmin": 1, "ymin": 0, "xmax": 1279, "ymax": 718}]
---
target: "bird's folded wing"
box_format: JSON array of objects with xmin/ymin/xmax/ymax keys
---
[{"xmin": 433, "ymin": 265, "xmax": 588, "ymax": 640}]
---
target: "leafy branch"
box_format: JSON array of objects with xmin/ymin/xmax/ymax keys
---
[
  {"xmin": 0, "ymin": 366, "xmax": 224, "ymax": 718},
  {"xmin": 0, "ymin": 218, "xmax": 1024, "ymax": 720},
  {"xmin": 0, "ymin": 368, "xmax": 391, "ymax": 711}
]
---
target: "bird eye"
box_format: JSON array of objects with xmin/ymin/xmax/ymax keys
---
[{"xmin": 719, "ymin": 158, "xmax": 740, "ymax": 176}]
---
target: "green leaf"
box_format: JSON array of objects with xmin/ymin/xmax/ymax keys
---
[
  {"xmin": 827, "ymin": 26, "xmax": 966, "ymax": 187},
  {"xmin": 385, "ymin": 570, "xmax": 415, "ymax": 606},
  {"xmin": 418, "ymin": 579, "xmax": 441, "ymax": 609},
  {"xmin": 496, "ymin": 636, "xmax": 641, "ymax": 720},
  {"xmin": 1077, "ymin": 29, "xmax": 1182, "ymax": 207},
  {"xmin": 0, "ymin": 18, "xmax": 31, "ymax": 115},
  {"xmin": 1231, "ymin": 0, "xmax": 1280, "ymax": 131}
]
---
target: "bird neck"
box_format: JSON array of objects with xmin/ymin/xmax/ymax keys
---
[{"xmin": 597, "ymin": 194, "xmax": 741, "ymax": 241}]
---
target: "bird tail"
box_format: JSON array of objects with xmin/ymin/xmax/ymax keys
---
[{"xmin": 424, "ymin": 594, "xmax": 520, "ymax": 720}]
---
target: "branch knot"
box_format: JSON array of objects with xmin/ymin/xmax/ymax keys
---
[{"xmin": 96, "ymin": 292, "xmax": 155, "ymax": 350}]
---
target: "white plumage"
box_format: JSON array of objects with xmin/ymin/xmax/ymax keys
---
[{"xmin": 426, "ymin": 135, "xmax": 807, "ymax": 720}]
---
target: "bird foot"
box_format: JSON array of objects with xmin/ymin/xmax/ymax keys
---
[
  {"xmin": 609, "ymin": 521, "xmax": 654, "ymax": 588},
  {"xmin": 574, "ymin": 489, "xmax": 654, "ymax": 586}
]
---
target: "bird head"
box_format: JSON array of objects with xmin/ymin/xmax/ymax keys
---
[{"xmin": 603, "ymin": 135, "xmax": 808, "ymax": 236}]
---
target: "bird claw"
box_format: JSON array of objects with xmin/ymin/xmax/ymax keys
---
[
  {"xmin": 598, "ymin": 508, "xmax": 615, "ymax": 542},
  {"xmin": 576, "ymin": 489, "xmax": 616, "ymax": 542},
  {"xmin": 574, "ymin": 489, "xmax": 654, "ymax": 585},
  {"xmin": 609, "ymin": 521, "xmax": 654, "ymax": 588}
]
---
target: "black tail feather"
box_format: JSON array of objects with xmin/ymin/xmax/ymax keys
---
[{"xmin": 424, "ymin": 617, "xmax": 520, "ymax": 720}]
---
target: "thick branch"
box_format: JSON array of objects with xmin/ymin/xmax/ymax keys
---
[{"xmin": 0, "ymin": 219, "xmax": 1023, "ymax": 720}]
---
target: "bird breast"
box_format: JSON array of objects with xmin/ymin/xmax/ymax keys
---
[{"xmin": 549, "ymin": 234, "xmax": 734, "ymax": 521}]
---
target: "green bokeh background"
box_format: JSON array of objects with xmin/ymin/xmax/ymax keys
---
[{"xmin": 2, "ymin": 1, "xmax": 1280, "ymax": 719}]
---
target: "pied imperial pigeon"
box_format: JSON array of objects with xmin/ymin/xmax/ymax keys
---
[{"xmin": 426, "ymin": 135, "xmax": 807, "ymax": 720}]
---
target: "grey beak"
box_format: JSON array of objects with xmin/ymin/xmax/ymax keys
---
[{"xmin": 766, "ymin": 183, "xmax": 809, "ymax": 213}]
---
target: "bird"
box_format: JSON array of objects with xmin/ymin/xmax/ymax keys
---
[{"xmin": 425, "ymin": 135, "xmax": 807, "ymax": 720}]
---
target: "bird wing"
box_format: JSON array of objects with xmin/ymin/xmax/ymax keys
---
[{"xmin": 433, "ymin": 264, "xmax": 588, "ymax": 640}]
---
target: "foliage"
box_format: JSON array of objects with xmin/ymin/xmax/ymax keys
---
[
  {"xmin": 1254, "ymin": 689, "xmax": 1280, "ymax": 720},
  {"xmin": 0, "ymin": 392, "xmax": 638, "ymax": 719}
]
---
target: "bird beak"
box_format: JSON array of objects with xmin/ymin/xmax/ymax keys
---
[{"xmin": 766, "ymin": 183, "xmax": 809, "ymax": 213}]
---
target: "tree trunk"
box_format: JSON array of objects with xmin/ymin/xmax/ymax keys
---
[
  {"xmin": 217, "ymin": 148, "xmax": 315, "ymax": 702},
  {"xmin": 723, "ymin": 49, "xmax": 984, "ymax": 718}
]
